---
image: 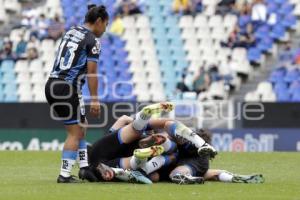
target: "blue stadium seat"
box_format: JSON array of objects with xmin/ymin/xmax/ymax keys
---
[
  {"xmin": 1, "ymin": 73, "xmax": 16, "ymax": 84},
  {"xmin": 274, "ymin": 82, "xmax": 288, "ymax": 93},
  {"xmin": 278, "ymin": 3, "xmax": 294, "ymax": 16},
  {"xmin": 254, "ymin": 25, "xmax": 270, "ymax": 40},
  {"xmin": 0, "ymin": 84, "xmax": 4, "ymax": 100},
  {"xmin": 238, "ymin": 15, "xmax": 251, "ymax": 32},
  {"xmin": 284, "ymin": 69, "xmax": 299, "ymax": 83},
  {"xmin": 0, "ymin": 60, "xmax": 15, "ymax": 72},
  {"xmin": 257, "ymin": 36, "xmax": 273, "ymax": 52},
  {"xmin": 282, "ymin": 14, "xmax": 297, "ymax": 29},
  {"xmin": 247, "ymin": 48, "xmax": 262, "ymax": 63},
  {"xmin": 267, "ymin": 2, "xmax": 279, "ymax": 13},
  {"xmin": 274, "ymin": 0, "xmax": 286, "ymax": 5},
  {"xmin": 291, "ymin": 91, "xmax": 300, "ymax": 102},
  {"xmin": 270, "ymin": 24, "xmax": 286, "ymax": 40},
  {"xmin": 269, "ymin": 67, "xmax": 286, "ymax": 80},
  {"xmin": 288, "ymin": 81, "xmax": 300, "ymax": 94},
  {"xmin": 3, "ymin": 84, "xmax": 18, "ymax": 94},
  {"xmin": 276, "ymin": 90, "xmax": 291, "ymax": 102},
  {"xmin": 4, "ymin": 94, "xmax": 18, "ymax": 102}
]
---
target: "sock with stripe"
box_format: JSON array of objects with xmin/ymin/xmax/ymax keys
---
[
  {"xmin": 141, "ymin": 155, "xmax": 172, "ymax": 175},
  {"xmin": 77, "ymin": 139, "xmax": 89, "ymax": 168},
  {"xmin": 161, "ymin": 138, "xmax": 177, "ymax": 153},
  {"xmin": 167, "ymin": 122, "xmax": 205, "ymax": 148},
  {"xmin": 60, "ymin": 150, "xmax": 77, "ymax": 177}
]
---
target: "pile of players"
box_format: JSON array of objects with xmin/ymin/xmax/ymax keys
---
[{"xmin": 85, "ymin": 102, "xmax": 265, "ymax": 185}]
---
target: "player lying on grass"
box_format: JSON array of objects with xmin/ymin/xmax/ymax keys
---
[
  {"xmin": 135, "ymin": 131, "xmax": 265, "ymax": 184},
  {"xmin": 87, "ymin": 102, "xmax": 217, "ymax": 183},
  {"xmin": 90, "ymin": 114, "xmax": 263, "ymax": 185}
]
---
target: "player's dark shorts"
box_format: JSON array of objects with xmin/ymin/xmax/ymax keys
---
[
  {"xmin": 45, "ymin": 78, "xmax": 85, "ymax": 125},
  {"xmin": 177, "ymin": 156, "xmax": 209, "ymax": 177},
  {"xmin": 156, "ymin": 156, "xmax": 209, "ymax": 181},
  {"xmin": 88, "ymin": 128, "xmax": 139, "ymax": 168}
]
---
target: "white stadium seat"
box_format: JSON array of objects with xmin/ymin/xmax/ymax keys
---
[
  {"xmin": 179, "ymin": 15, "xmax": 194, "ymax": 29},
  {"xmin": 29, "ymin": 59, "xmax": 44, "ymax": 73},
  {"xmin": 224, "ymin": 14, "xmax": 238, "ymax": 30},
  {"xmin": 31, "ymin": 73, "xmax": 46, "ymax": 84},
  {"xmin": 18, "ymin": 84, "xmax": 32, "ymax": 95},
  {"xmin": 19, "ymin": 93, "xmax": 34, "ymax": 102},
  {"xmin": 256, "ymin": 82, "xmax": 273, "ymax": 96},
  {"xmin": 136, "ymin": 15, "xmax": 150, "ymax": 28},
  {"xmin": 0, "ymin": 4, "xmax": 7, "ymax": 23},
  {"xmin": 208, "ymin": 15, "xmax": 223, "ymax": 29},
  {"xmin": 122, "ymin": 16, "xmax": 135, "ymax": 28},
  {"xmin": 261, "ymin": 91, "xmax": 277, "ymax": 102},
  {"xmin": 244, "ymin": 91, "xmax": 260, "ymax": 102},
  {"xmin": 194, "ymin": 15, "xmax": 208, "ymax": 28},
  {"xmin": 16, "ymin": 72, "xmax": 31, "ymax": 84},
  {"xmin": 15, "ymin": 60, "xmax": 30, "ymax": 73}
]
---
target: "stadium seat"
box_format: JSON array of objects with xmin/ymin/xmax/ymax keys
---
[
  {"xmin": 194, "ymin": 15, "xmax": 208, "ymax": 28},
  {"xmin": 284, "ymin": 69, "xmax": 299, "ymax": 83},
  {"xmin": 261, "ymin": 91, "xmax": 277, "ymax": 102},
  {"xmin": 19, "ymin": 93, "xmax": 34, "ymax": 102},
  {"xmin": 244, "ymin": 91, "xmax": 260, "ymax": 102},
  {"xmin": 208, "ymin": 15, "xmax": 222, "ymax": 29},
  {"xmin": 247, "ymin": 48, "xmax": 262, "ymax": 63},
  {"xmin": 179, "ymin": 16, "xmax": 194, "ymax": 29},
  {"xmin": 256, "ymin": 82, "xmax": 273, "ymax": 95},
  {"xmin": 0, "ymin": 4, "xmax": 7, "ymax": 23},
  {"xmin": 4, "ymin": 94, "xmax": 18, "ymax": 102},
  {"xmin": 4, "ymin": 0, "xmax": 21, "ymax": 13}
]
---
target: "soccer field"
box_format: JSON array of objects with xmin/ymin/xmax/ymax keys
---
[{"xmin": 0, "ymin": 152, "xmax": 299, "ymax": 200}]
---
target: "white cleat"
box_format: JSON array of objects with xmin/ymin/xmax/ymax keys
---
[
  {"xmin": 197, "ymin": 143, "xmax": 218, "ymax": 159},
  {"xmin": 171, "ymin": 174, "xmax": 205, "ymax": 185}
]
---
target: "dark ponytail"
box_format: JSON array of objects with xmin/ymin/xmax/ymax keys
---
[{"xmin": 85, "ymin": 4, "xmax": 109, "ymax": 23}]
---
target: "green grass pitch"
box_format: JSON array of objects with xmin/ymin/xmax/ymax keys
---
[{"xmin": 0, "ymin": 152, "xmax": 299, "ymax": 200}]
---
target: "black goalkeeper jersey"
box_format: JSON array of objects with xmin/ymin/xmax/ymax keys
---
[{"xmin": 49, "ymin": 25, "xmax": 100, "ymax": 89}]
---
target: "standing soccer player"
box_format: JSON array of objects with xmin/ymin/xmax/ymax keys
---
[{"xmin": 45, "ymin": 5, "xmax": 109, "ymax": 183}]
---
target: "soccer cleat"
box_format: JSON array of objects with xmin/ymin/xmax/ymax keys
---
[
  {"xmin": 129, "ymin": 170, "xmax": 153, "ymax": 184},
  {"xmin": 174, "ymin": 123, "xmax": 218, "ymax": 159},
  {"xmin": 197, "ymin": 143, "xmax": 218, "ymax": 160},
  {"xmin": 57, "ymin": 175, "xmax": 81, "ymax": 183},
  {"xmin": 134, "ymin": 145, "xmax": 165, "ymax": 159},
  {"xmin": 141, "ymin": 102, "xmax": 174, "ymax": 117},
  {"xmin": 78, "ymin": 167, "xmax": 99, "ymax": 182},
  {"xmin": 171, "ymin": 174, "xmax": 205, "ymax": 185},
  {"xmin": 232, "ymin": 174, "xmax": 265, "ymax": 184},
  {"xmin": 139, "ymin": 135, "xmax": 166, "ymax": 148}
]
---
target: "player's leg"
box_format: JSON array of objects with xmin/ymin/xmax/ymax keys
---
[
  {"xmin": 140, "ymin": 154, "xmax": 177, "ymax": 175},
  {"xmin": 45, "ymin": 79, "xmax": 81, "ymax": 183},
  {"xmin": 164, "ymin": 121, "xmax": 217, "ymax": 159},
  {"xmin": 95, "ymin": 159, "xmax": 153, "ymax": 184},
  {"xmin": 56, "ymin": 124, "xmax": 82, "ymax": 183},
  {"xmin": 45, "ymin": 79, "xmax": 97, "ymax": 183},
  {"xmin": 204, "ymin": 169, "xmax": 265, "ymax": 183},
  {"xmin": 109, "ymin": 115, "xmax": 134, "ymax": 134},
  {"xmin": 119, "ymin": 102, "xmax": 174, "ymax": 144},
  {"xmin": 77, "ymin": 119, "xmax": 98, "ymax": 182},
  {"xmin": 72, "ymin": 93, "xmax": 98, "ymax": 182},
  {"xmin": 169, "ymin": 156, "xmax": 208, "ymax": 185}
]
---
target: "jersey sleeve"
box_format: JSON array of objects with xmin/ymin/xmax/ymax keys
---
[{"xmin": 86, "ymin": 35, "xmax": 100, "ymax": 63}]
